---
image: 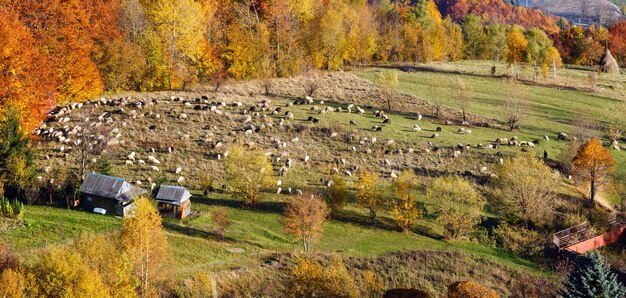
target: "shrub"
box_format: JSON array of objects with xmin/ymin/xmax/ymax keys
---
[
  {"xmin": 425, "ymin": 176, "xmax": 485, "ymax": 239},
  {"xmin": 447, "ymin": 280, "xmax": 499, "ymax": 298},
  {"xmin": 0, "ymin": 198, "xmax": 22, "ymax": 220},
  {"xmin": 327, "ymin": 175, "xmax": 348, "ymax": 213},
  {"xmin": 0, "ymin": 269, "xmax": 25, "ymax": 298},
  {"xmin": 211, "ymin": 207, "xmax": 230, "ymax": 240},
  {"xmin": 287, "ymin": 256, "xmax": 358, "ymax": 298},
  {"xmin": 492, "ymin": 224, "xmax": 544, "ymax": 257}
]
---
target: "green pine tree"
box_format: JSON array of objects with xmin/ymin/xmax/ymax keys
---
[
  {"xmin": 0, "ymin": 109, "xmax": 32, "ymax": 171},
  {"xmin": 561, "ymin": 252, "xmax": 626, "ymax": 298}
]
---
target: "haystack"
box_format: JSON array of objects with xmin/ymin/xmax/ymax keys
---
[{"xmin": 599, "ymin": 48, "xmax": 620, "ymax": 74}]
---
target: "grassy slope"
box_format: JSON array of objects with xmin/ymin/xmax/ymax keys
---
[
  {"xmin": 5, "ymin": 198, "xmax": 544, "ymax": 279},
  {"xmin": 354, "ymin": 62, "xmax": 626, "ymax": 205},
  {"xmin": 8, "ymin": 60, "xmax": 626, "ymax": 281}
]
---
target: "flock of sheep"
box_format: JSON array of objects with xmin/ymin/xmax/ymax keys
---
[{"xmin": 33, "ymin": 92, "xmax": 574, "ymax": 194}]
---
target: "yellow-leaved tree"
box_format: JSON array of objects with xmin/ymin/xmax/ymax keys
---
[
  {"xmin": 140, "ymin": 0, "xmax": 205, "ymax": 89},
  {"xmin": 542, "ymin": 46, "xmax": 563, "ymax": 84},
  {"xmin": 390, "ymin": 170, "xmax": 421, "ymax": 233},
  {"xmin": 426, "ymin": 176, "xmax": 485, "ymax": 239},
  {"xmin": 223, "ymin": 145, "xmax": 273, "ymax": 207},
  {"xmin": 355, "ymin": 171, "xmax": 383, "ymax": 224},
  {"xmin": 505, "ymin": 26, "xmax": 528, "ymax": 79},
  {"xmin": 121, "ymin": 197, "xmax": 171, "ymax": 297},
  {"xmin": 26, "ymin": 246, "xmax": 109, "ymax": 297},
  {"xmin": 72, "ymin": 233, "xmax": 138, "ymax": 298},
  {"xmin": 493, "ymin": 153, "xmax": 560, "ymax": 226},
  {"xmin": 573, "ymin": 137, "xmax": 616, "ymax": 204},
  {"xmin": 287, "ymin": 256, "xmax": 358, "ymax": 298}
]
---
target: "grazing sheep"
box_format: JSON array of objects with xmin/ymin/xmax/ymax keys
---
[
  {"xmin": 557, "ymin": 132, "xmax": 569, "ymax": 140},
  {"xmin": 177, "ymin": 176, "xmax": 185, "ymax": 183},
  {"xmin": 150, "ymin": 166, "xmax": 160, "ymax": 172},
  {"xmin": 436, "ymin": 127, "xmax": 442, "ymax": 132},
  {"xmin": 417, "ymin": 114, "xmax": 422, "ymax": 121},
  {"xmin": 528, "ymin": 142, "xmax": 536, "ymax": 148},
  {"xmin": 176, "ymin": 167, "xmax": 182, "ymax": 174},
  {"xmin": 277, "ymin": 180, "xmax": 282, "ymax": 187},
  {"xmin": 344, "ymin": 170, "xmax": 352, "ymax": 177},
  {"xmin": 383, "ymin": 118, "xmax": 391, "ymax": 124},
  {"xmin": 431, "ymin": 133, "xmax": 439, "ymax": 138},
  {"xmin": 138, "ymin": 160, "xmax": 145, "ymax": 164},
  {"xmin": 296, "ymin": 189, "xmax": 303, "ymax": 195},
  {"xmin": 125, "ymin": 160, "xmax": 134, "ymax": 166},
  {"xmin": 544, "ymin": 135, "xmax": 550, "ymax": 141},
  {"xmin": 304, "ymin": 155, "xmax": 310, "ymax": 163},
  {"xmin": 413, "ymin": 124, "xmax": 422, "ymax": 132},
  {"xmin": 349, "ymin": 119, "xmax": 357, "ymax": 126},
  {"xmin": 330, "ymin": 132, "xmax": 338, "ymax": 138}
]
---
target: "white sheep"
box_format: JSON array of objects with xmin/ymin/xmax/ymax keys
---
[
  {"xmin": 176, "ymin": 167, "xmax": 182, "ymax": 174},
  {"xmin": 125, "ymin": 160, "xmax": 134, "ymax": 166},
  {"xmin": 150, "ymin": 166, "xmax": 160, "ymax": 172},
  {"xmin": 413, "ymin": 124, "xmax": 422, "ymax": 132},
  {"xmin": 177, "ymin": 176, "xmax": 185, "ymax": 183}
]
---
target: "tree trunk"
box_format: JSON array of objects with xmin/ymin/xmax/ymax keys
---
[
  {"xmin": 590, "ymin": 179, "xmax": 596, "ymax": 204},
  {"xmin": 370, "ymin": 208, "xmax": 376, "ymax": 224},
  {"xmin": 553, "ymin": 60, "xmax": 557, "ymax": 85}
]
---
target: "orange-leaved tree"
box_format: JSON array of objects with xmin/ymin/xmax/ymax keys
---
[
  {"xmin": 572, "ymin": 137, "xmax": 615, "ymax": 204},
  {"xmin": 282, "ymin": 193, "xmax": 329, "ymax": 253},
  {"xmin": 0, "ymin": 8, "xmax": 55, "ymax": 132},
  {"xmin": 14, "ymin": 0, "xmax": 104, "ymax": 104}
]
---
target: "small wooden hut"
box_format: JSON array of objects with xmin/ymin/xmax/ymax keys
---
[
  {"xmin": 155, "ymin": 185, "xmax": 192, "ymax": 219},
  {"xmin": 599, "ymin": 48, "xmax": 620, "ymax": 74},
  {"xmin": 79, "ymin": 172, "xmax": 147, "ymax": 217}
]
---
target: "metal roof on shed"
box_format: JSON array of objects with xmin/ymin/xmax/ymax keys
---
[
  {"xmin": 156, "ymin": 185, "xmax": 191, "ymax": 205},
  {"xmin": 79, "ymin": 172, "xmax": 146, "ymax": 203}
]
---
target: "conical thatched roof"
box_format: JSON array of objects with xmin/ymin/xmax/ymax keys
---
[{"xmin": 599, "ymin": 48, "xmax": 620, "ymax": 75}]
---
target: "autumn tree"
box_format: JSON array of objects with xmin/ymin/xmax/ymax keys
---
[
  {"xmin": 26, "ymin": 246, "xmax": 109, "ymax": 297},
  {"xmin": 140, "ymin": 0, "xmax": 206, "ymax": 89},
  {"xmin": 223, "ymin": 145, "xmax": 273, "ymax": 207},
  {"xmin": 72, "ymin": 233, "xmax": 138, "ymax": 297},
  {"xmin": 390, "ymin": 170, "xmax": 421, "ymax": 233},
  {"xmin": 287, "ymin": 256, "xmax": 358, "ymax": 298},
  {"xmin": 15, "ymin": 0, "xmax": 104, "ymax": 103},
  {"xmin": 211, "ymin": 207, "xmax": 231, "ymax": 240},
  {"xmin": 376, "ymin": 70, "xmax": 399, "ymax": 110},
  {"xmin": 503, "ymin": 83, "xmax": 530, "ymax": 131},
  {"xmin": 121, "ymin": 196, "xmax": 171, "ymax": 296},
  {"xmin": 454, "ymin": 78, "xmax": 473, "ymax": 123},
  {"xmin": 282, "ymin": 193, "xmax": 329, "ymax": 253},
  {"xmin": 524, "ymin": 27, "xmax": 553, "ymax": 81},
  {"xmin": 355, "ymin": 171, "xmax": 383, "ymax": 224},
  {"xmin": 505, "ymin": 26, "xmax": 528, "ymax": 79},
  {"xmin": 572, "ymin": 137, "xmax": 616, "ymax": 204},
  {"xmin": 326, "ymin": 175, "xmax": 348, "ymax": 214},
  {"xmin": 425, "ymin": 176, "xmax": 485, "ymax": 239},
  {"xmin": 493, "ymin": 153, "xmax": 560, "ymax": 226},
  {"xmin": 0, "ymin": 8, "xmax": 54, "ymax": 132},
  {"xmin": 542, "ymin": 47, "xmax": 563, "ymax": 84}
]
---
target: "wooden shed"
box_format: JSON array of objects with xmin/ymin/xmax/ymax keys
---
[
  {"xmin": 155, "ymin": 185, "xmax": 192, "ymax": 219},
  {"xmin": 79, "ymin": 172, "xmax": 147, "ymax": 217}
]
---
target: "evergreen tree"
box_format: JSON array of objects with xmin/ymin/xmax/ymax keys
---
[
  {"xmin": 0, "ymin": 109, "xmax": 35, "ymax": 198},
  {"xmin": 561, "ymin": 252, "xmax": 626, "ymax": 298}
]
